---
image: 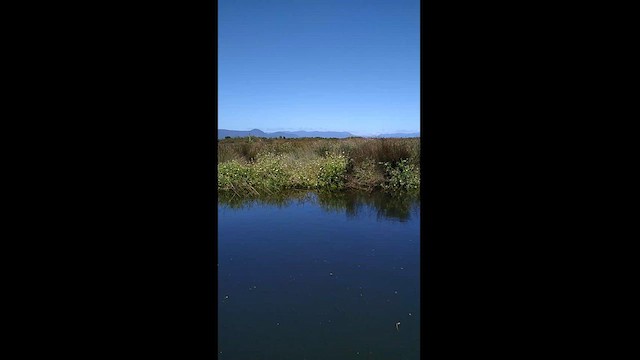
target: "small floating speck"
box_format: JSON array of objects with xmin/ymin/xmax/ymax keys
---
[
  {"xmin": 394, "ymin": 291, "xmax": 398, "ymax": 294},
  {"xmin": 409, "ymin": 313, "xmax": 412, "ymax": 316},
  {"xmin": 224, "ymin": 295, "xmax": 229, "ymax": 299},
  {"xmin": 329, "ymin": 272, "xmax": 333, "ymax": 276},
  {"xmin": 276, "ymin": 322, "xmax": 279, "ymax": 326}
]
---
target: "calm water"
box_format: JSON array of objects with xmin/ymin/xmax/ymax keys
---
[{"xmin": 218, "ymin": 191, "xmax": 420, "ymax": 360}]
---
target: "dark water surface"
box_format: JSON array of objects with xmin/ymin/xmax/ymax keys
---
[{"xmin": 218, "ymin": 191, "xmax": 420, "ymax": 359}]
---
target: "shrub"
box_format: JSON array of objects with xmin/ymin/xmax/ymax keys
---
[
  {"xmin": 217, "ymin": 160, "xmax": 259, "ymax": 195},
  {"xmin": 317, "ymin": 154, "xmax": 348, "ymax": 190},
  {"xmin": 375, "ymin": 139, "xmax": 412, "ymax": 166},
  {"xmin": 314, "ymin": 144, "xmax": 333, "ymax": 158},
  {"xmin": 252, "ymin": 152, "xmax": 290, "ymax": 192},
  {"xmin": 237, "ymin": 140, "xmax": 264, "ymax": 162},
  {"xmin": 348, "ymin": 158, "xmax": 386, "ymax": 192},
  {"xmin": 218, "ymin": 144, "xmax": 239, "ymax": 163},
  {"xmin": 381, "ymin": 159, "xmax": 420, "ymax": 192},
  {"xmin": 288, "ymin": 160, "xmax": 321, "ymax": 189}
]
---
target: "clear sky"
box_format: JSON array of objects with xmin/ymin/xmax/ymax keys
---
[{"xmin": 218, "ymin": 0, "xmax": 420, "ymax": 137}]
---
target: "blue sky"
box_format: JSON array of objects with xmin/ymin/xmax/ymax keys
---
[{"xmin": 218, "ymin": 0, "xmax": 419, "ymax": 137}]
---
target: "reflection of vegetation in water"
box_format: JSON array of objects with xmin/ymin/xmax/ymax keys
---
[
  {"xmin": 219, "ymin": 190, "xmax": 419, "ymax": 222},
  {"xmin": 218, "ymin": 190, "xmax": 313, "ymax": 210},
  {"xmin": 315, "ymin": 191, "xmax": 361, "ymax": 218},
  {"xmin": 372, "ymin": 193, "xmax": 420, "ymax": 222},
  {"xmin": 316, "ymin": 191, "xmax": 419, "ymax": 222}
]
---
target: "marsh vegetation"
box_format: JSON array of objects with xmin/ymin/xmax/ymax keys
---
[{"xmin": 218, "ymin": 137, "xmax": 420, "ymax": 195}]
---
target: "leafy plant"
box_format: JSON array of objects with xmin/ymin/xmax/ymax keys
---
[
  {"xmin": 381, "ymin": 159, "xmax": 420, "ymax": 192},
  {"xmin": 317, "ymin": 154, "xmax": 348, "ymax": 190}
]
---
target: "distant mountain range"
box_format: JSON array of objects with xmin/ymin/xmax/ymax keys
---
[
  {"xmin": 218, "ymin": 129, "xmax": 419, "ymax": 139},
  {"xmin": 374, "ymin": 132, "xmax": 421, "ymax": 138}
]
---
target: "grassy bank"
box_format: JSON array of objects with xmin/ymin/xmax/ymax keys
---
[{"xmin": 218, "ymin": 136, "xmax": 420, "ymax": 195}]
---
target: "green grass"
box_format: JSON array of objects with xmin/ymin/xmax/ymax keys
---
[{"xmin": 218, "ymin": 136, "xmax": 420, "ymax": 195}]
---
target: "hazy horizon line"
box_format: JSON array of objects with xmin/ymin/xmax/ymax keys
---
[{"xmin": 218, "ymin": 128, "xmax": 420, "ymax": 136}]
